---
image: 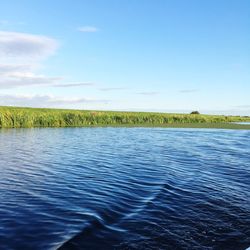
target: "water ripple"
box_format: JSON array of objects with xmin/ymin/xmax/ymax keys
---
[{"xmin": 0, "ymin": 128, "xmax": 249, "ymax": 250}]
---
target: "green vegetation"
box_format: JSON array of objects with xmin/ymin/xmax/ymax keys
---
[{"xmin": 0, "ymin": 106, "xmax": 250, "ymax": 129}]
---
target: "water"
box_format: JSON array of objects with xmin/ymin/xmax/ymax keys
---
[
  {"xmin": 232, "ymin": 122, "xmax": 250, "ymax": 125},
  {"xmin": 0, "ymin": 128, "xmax": 249, "ymax": 250}
]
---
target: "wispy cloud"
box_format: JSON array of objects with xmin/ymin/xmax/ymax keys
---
[
  {"xmin": 54, "ymin": 82, "xmax": 95, "ymax": 88},
  {"xmin": 179, "ymin": 89, "xmax": 199, "ymax": 93},
  {"xmin": 0, "ymin": 63, "xmax": 61, "ymax": 89},
  {"xmin": 77, "ymin": 26, "xmax": 99, "ymax": 32},
  {"xmin": 137, "ymin": 91, "xmax": 159, "ymax": 96},
  {"xmin": 0, "ymin": 63, "xmax": 96, "ymax": 89},
  {"xmin": 0, "ymin": 64, "xmax": 35, "ymax": 74},
  {"xmin": 0, "ymin": 94, "xmax": 109, "ymax": 107},
  {"xmin": 99, "ymin": 87, "xmax": 127, "ymax": 91},
  {"xmin": 0, "ymin": 72, "xmax": 61, "ymax": 89}
]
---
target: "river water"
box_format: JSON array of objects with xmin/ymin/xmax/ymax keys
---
[{"xmin": 0, "ymin": 128, "xmax": 249, "ymax": 250}]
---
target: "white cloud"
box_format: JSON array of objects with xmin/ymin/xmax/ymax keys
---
[
  {"xmin": 0, "ymin": 94, "xmax": 109, "ymax": 107},
  {"xmin": 77, "ymin": 26, "xmax": 99, "ymax": 32},
  {"xmin": 0, "ymin": 31, "xmax": 58, "ymax": 60},
  {"xmin": 0, "ymin": 31, "xmax": 107, "ymax": 109},
  {"xmin": 0, "ymin": 31, "xmax": 61, "ymax": 88}
]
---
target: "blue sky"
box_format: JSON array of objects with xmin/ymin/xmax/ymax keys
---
[{"xmin": 0, "ymin": 0, "xmax": 249, "ymax": 114}]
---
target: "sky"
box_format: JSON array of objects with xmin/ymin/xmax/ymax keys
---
[{"xmin": 0, "ymin": 0, "xmax": 249, "ymax": 115}]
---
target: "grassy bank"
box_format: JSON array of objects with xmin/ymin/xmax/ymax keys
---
[{"xmin": 0, "ymin": 106, "xmax": 250, "ymax": 129}]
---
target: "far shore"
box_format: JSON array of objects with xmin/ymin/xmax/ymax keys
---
[{"xmin": 0, "ymin": 106, "xmax": 250, "ymax": 130}]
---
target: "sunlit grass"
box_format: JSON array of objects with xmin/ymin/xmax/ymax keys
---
[{"xmin": 0, "ymin": 106, "xmax": 250, "ymax": 129}]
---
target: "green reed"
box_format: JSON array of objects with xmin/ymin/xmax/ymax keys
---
[{"xmin": 0, "ymin": 106, "xmax": 249, "ymax": 128}]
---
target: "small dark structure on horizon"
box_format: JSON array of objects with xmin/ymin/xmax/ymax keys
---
[{"xmin": 190, "ymin": 111, "xmax": 200, "ymax": 115}]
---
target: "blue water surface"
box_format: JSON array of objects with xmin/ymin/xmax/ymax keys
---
[{"xmin": 0, "ymin": 128, "xmax": 249, "ymax": 250}]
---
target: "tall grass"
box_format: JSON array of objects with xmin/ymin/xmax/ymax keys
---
[{"xmin": 0, "ymin": 106, "xmax": 249, "ymax": 128}]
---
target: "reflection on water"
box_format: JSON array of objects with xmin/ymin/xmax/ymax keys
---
[{"xmin": 0, "ymin": 128, "xmax": 249, "ymax": 250}]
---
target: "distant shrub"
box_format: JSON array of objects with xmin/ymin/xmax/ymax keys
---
[{"xmin": 190, "ymin": 111, "xmax": 200, "ymax": 115}]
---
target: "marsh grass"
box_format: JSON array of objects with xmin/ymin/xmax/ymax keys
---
[{"xmin": 0, "ymin": 106, "xmax": 250, "ymax": 129}]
